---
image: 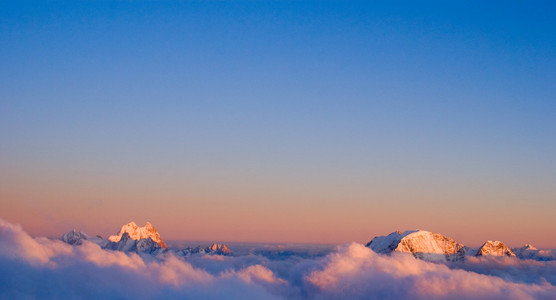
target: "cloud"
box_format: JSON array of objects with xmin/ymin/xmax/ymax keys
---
[
  {"xmin": 0, "ymin": 220, "xmax": 71, "ymax": 266},
  {"xmin": 305, "ymin": 243, "xmax": 556, "ymax": 300},
  {"xmin": 454, "ymin": 255, "xmax": 556, "ymax": 286},
  {"xmin": 0, "ymin": 218, "xmax": 555, "ymax": 299},
  {"xmin": 0, "ymin": 218, "xmax": 280, "ymax": 299}
]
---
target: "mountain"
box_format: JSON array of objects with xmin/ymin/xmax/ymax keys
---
[
  {"xmin": 105, "ymin": 232, "xmax": 164, "ymax": 254},
  {"xmin": 60, "ymin": 221, "xmax": 168, "ymax": 254},
  {"xmin": 108, "ymin": 221, "xmax": 167, "ymax": 249},
  {"xmin": 512, "ymin": 244, "xmax": 555, "ymax": 261},
  {"xmin": 177, "ymin": 243, "xmax": 232, "ymax": 256},
  {"xmin": 366, "ymin": 230, "xmax": 467, "ymax": 262},
  {"xmin": 206, "ymin": 243, "xmax": 231, "ymax": 255},
  {"xmin": 60, "ymin": 221, "xmax": 232, "ymax": 256},
  {"xmin": 513, "ymin": 244, "xmax": 538, "ymax": 259},
  {"xmin": 61, "ymin": 229, "xmax": 107, "ymax": 247},
  {"xmin": 475, "ymin": 241, "xmax": 515, "ymax": 257},
  {"xmin": 60, "ymin": 229, "xmax": 90, "ymax": 245}
]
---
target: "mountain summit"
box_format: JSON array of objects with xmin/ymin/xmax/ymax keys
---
[
  {"xmin": 61, "ymin": 229, "xmax": 90, "ymax": 245},
  {"xmin": 108, "ymin": 221, "xmax": 167, "ymax": 248},
  {"xmin": 475, "ymin": 240, "xmax": 515, "ymax": 257},
  {"xmin": 366, "ymin": 230, "xmax": 466, "ymax": 262}
]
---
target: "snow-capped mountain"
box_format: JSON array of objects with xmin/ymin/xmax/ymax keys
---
[
  {"xmin": 61, "ymin": 229, "xmax": 106, "ymax": 247},
  {"xmin": 513, "ymin": 244, "xmax": 538, "ymax": 257},
  {"xmin": 177, "ymin": 243, "xmax": 232, "ymax": 257},
  {"xmin": 60, "ymin": 229, "xmax": 90, "ymax": 245},
  {"xmin": 512, "ymin": 244, "xmax": 541, "ymax": 260},
  {"xmin": 512, "ymin": 244, "xmax": 555, "ymax": 261},
  {"xmin": 60, "ymin": 221, "xmax": 168, "ymax": 254},
  {"xmin": 60, "ymin": 221, "xmax": 232, "ymax": 257},
  {"xmin": 365, "ymin": 230, "xmax": 556, "ymax": 263},
  {"xmin": 475, "ymin": 240, "xmax": 515, "ymax": 257},
  {"xmin": 366, "ymin": 230, "xmax": 467, "ymax": 262},
  {"xmin": 104, "ymin": 232, "xmax": 164, "ymax": 254},
  {"xmin": 108, "ymin": 221, "xmax": 167, "ymax": 248}
]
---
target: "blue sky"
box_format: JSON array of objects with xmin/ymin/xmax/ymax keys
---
[{"xmin": 1, "ymin": 1, "xmax": 555, "ymax": 245}]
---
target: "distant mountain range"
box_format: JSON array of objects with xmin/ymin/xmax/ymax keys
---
[
  {"xmin": 366, "ymin": 230, "xmax": 554, "ymax": 262},
  {"xmin": 60, "ymin": 223, "xmax": 554, "ymax": 262},
  {"xmin": 61, "ymin": 221, "xmax": 231, "ymax": 256}
]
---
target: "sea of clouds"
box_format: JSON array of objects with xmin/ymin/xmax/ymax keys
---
[{"xmin": 1, "ymin": 218, "xmax": 555, "ymax": 300}]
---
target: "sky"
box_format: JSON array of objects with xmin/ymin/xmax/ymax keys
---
[{"xmin": 0, "ymin": 1, "xmax": 555, "ymax": 247}]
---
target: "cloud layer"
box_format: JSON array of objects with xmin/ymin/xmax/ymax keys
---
[{"xmin": 1, "ymin": 218, "xmax": 555, "ymax": 299}]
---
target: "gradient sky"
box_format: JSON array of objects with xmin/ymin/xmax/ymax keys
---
[{"xmin": 1, "ymin": 1, "xmax": 555, "ymax": 247}]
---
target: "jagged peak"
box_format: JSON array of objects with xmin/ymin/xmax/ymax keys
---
[
  {"xmin": 207, "ymin": 243, "xmax": 230, "ymax": 252},
  {"xmin": 108, "ymin": 221, "xmax": 167, "ymax": 248},
  {"xmin": 476, "ymin": 240, "xmax": 515, "ymax": 257},
  {"xmin": 481, "ymin": 240, "xmax": 505, "ymax": 247}
]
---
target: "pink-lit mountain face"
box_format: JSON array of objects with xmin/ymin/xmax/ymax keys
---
[
  {"xmin": 366, "ymin": 230, "xmax": 467, "ymax": 262},
  {"xmin": 108, "ymin": 221, "xmax": 167, "ymax": 248},
  {"xmin": 475, "ymin": 240, "xmax": 515, "ymax": 257}
]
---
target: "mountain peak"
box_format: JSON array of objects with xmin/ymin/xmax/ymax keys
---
[
  {"xmin": 61, "ymin": 229, "xmax": 90, "ymax": 245},
  {"xmin": 367, "ymin": 230, "xmax": 466, "ymax": 262},
  {"xmin": 108, "ymin": 221, "xmax": 167, "ymax": 248},
  {"xmin": 206, "ymin": 243, "xmax": 231, "ymax": 255},
  {"xmin": 522, "ymin": 244, "xmax": 538, "ymax": 251},
  {"xmin": 476, "ymin": 240, "xmax": 515, "ymax": 257}
]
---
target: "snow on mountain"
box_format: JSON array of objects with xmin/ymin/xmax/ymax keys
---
[
  {"xmin": 108, "ymin": 221, "xmax": 167, "ymax": 249},
  {"xmin": 61, "ymin": 229, "xmax": 107, "ymax": 247},
  {"xmin": 475, "ymin": 241, "xmax": 515, "ymax": 257},
  {"xmin": 60, "ymin": 229, "xmax": 90, "ymax": 245},
  {"xmin": 512, "ymin": 244, "xmax": 537, "ymax": 259},
  {"xmin": 365, "ymin": 230, "xmax": 556, "ymax": 263},
  {"xmin": 60, "ymin": 221, "xmax": 232, "ymax": 257},
  {"xmin": 177, "ymin": 243, "xmax": 232, "ymax": 257},
  {"xmin": 512, "ymin": 244, "xmax": 555, "ymax": 261},
  {"xmin": 104, "ymin": 232, "xmax": 165, "ymax": 254},
  {"xmin": 60, "ymin": 222, "xmax": 168, "ymax": 254},
  {"xmin": 177, "ymin": 246, "xmax": 206, "ymax": 256},
  {"xmin": 366, "ymin": 230, "xmax": 467, "ymax": 262}
]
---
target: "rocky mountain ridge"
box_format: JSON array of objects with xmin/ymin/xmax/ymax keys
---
[{"xmin": 60, "ymin": 225, "xmax": 553, "ymax": 262}]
